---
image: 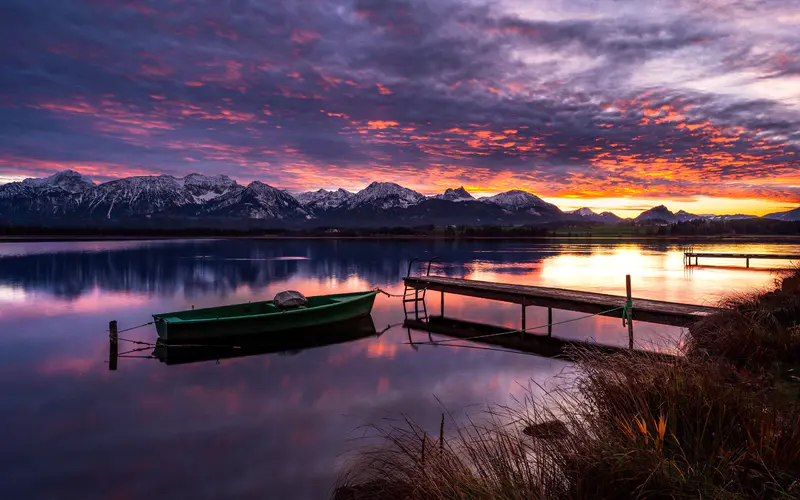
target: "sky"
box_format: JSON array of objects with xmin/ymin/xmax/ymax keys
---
[{"xmin": 0, "ymin": 0, "xmax": 799, "ymax": 217}]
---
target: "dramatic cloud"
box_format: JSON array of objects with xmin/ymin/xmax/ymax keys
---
[{"xmin": 0, "ymin": 0, "xmax": 798, "ymax": 213}]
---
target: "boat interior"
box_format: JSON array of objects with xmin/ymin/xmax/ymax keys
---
[{"xmin": 157, "ymin": 292, "xmax": 364, "ymax": 321}]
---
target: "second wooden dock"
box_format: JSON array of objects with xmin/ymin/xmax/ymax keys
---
[{"xmin": 684, "ymin": 252, "xmax": 800, "ymax": 268}]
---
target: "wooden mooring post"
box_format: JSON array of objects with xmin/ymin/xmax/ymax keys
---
[
  {"xmin": 441, "ymin": 292, "xmax": 445, "ymax": 317},
  {"xmin": 547, "ymin": 307, "xmax": 553, "ymax": 337},
  {"xmin": 521, "ymin": 305, "xmax": 526, "ymax": 339},
  {"xmin": 109, "ymin": 320, "xmax": 118, "ymax": 371},
  {"xmin": 625, "ymin": 275, "xmax": 634, "ymax": 349}
]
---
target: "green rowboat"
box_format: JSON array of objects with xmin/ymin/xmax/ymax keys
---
[{"xmin": 152, "ymin": 291, "xmax": 378, "ymax": 342}]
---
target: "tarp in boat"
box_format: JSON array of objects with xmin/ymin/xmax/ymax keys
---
[{"xmin": 274, "ymin": 290, "xmax": 308, "ymax": 310}]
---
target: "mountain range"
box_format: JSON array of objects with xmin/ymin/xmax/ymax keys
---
[{"xmin": 0, "ymin": 170, "xmax": 797, "ymax": 227}]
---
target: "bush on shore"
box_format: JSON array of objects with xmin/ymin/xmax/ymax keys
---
[{"xmin": 334, "ymin": 270, "xmax": 800, "ymax": 499}]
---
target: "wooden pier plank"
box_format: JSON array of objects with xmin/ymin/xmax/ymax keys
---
[{"xmin": 403, "ymin": 276, "xmax": 721, "ymax": 327}]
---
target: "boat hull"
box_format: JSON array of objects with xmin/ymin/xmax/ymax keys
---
[{"xmin": 153, "ymin": 291, "xmax": 377, "ymax": 342}]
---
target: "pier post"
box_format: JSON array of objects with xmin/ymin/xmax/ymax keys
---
[
  {"xmin": 109, "ymin": 320, "xmax": 118, "ymax": 371},
  {"xmin": 746, "ymin": 258, "xmax": 749, "ymax": 268},
  {"xmin": 521, "ymin": 305, "xmax": 526, "ymax": 338},
  {"xmin": 547, "ymin": 307, "xmax": 553, "ymax": 337},
  {"xmin": 441, "ymin": 292, "xmax": 445, "ymax": 317},
  {"xmin": 625, "ymin": 275, "xmax": 634, "ymax": 349}
]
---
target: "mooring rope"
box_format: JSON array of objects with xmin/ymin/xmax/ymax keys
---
[
  {"xmin": 373, "ymin": 287, "xmax": 426, "ymax": 298},
  {"xmin": 115, "ymin": 336, "xmax": 156, "ymax": 346},
  {"xmin": 116, "ymin": 321, "xmax": 154, "ymax": 334},
  {"xmin": 117, "ymin": 346, "xmax": 153, "ymax": 357},
  {"xmin": 409, "ymin": 304, "xmax": 628, "ymax": 346}
]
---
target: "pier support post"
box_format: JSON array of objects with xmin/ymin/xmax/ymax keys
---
[
  {"xmin": 547, "ymin": 307, "xmax": 553, "ymax": 337},
  {"xmin": 521, "ymin": 305, "xmax": 526, "ymax": 338},
  {"xmin": 441, "ymin": 292, "xmax": 445, "ymax": 317},
  {"xmin": 746, "ymin": 258, "xmax": 750, "ymax": 268},
  {"xmin": 109, "ymin": 320, "xmax": 118, "ymax": 371},
  {"xmin": 625, "ymin": 275, "xmax": 634, "ymax": 349}
]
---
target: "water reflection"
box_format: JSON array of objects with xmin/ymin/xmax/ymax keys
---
[{"xmin": 0, "ymin": 239, "xmax": 797, "ymax": 500}]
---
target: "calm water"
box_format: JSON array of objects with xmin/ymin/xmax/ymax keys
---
[{"xmin": 1, "ymin": 239, "xmax": 797, "ymax": 499}]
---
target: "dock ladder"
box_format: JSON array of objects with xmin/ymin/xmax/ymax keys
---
[{"xmin": 403, "ymin": 256, "xmax": 438, "ymax": 320}]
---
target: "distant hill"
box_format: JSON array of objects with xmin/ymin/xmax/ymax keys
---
[{"xmin": 764, "ymin": 207, "xmax": 800, "ymax": 221}]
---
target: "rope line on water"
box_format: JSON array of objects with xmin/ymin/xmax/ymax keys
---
[
  {"xmin": 117, "ymin": 346, "xmax": 153, "ymax": 357},
  {"xmin": 410, "ymin": 305, "xmax": 627, "ymax": 346},
  {"xmin": 116, "ymin": 336, "xmax": 156, "ymax": 346},
  {"xmin": 116, "ymin": 321, "xmax": 154, "ymax": 334}
]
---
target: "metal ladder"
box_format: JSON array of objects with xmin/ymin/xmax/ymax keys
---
[{"xmin": 403, "ymin": 256, "xmax": 438, "ymax": 320}]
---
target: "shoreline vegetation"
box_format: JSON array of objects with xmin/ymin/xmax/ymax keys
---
[
  {"xmin": 333, "ymin": 270, "xmax": 800, "ymax": 499},
  {"xmin": 2, "ymin": 218, "xmax": 800, "ymax": 242}
]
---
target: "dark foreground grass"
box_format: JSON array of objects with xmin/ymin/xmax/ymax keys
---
[{"xmin": 334, "ymin": 270, "xmax": 800, "ymax": 499}]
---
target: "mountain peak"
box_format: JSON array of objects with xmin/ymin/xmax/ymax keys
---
[
  {"xmin": 482, "ymin": 190, "xmax": 545, "ymax": 207},
  {"xmin": 480, "ymin": 190, "xmax": 561, "ymax": 217},
  {"xmin": 23, "ymin": 170, "xmax": 94, "ymax": 192},
  {"xmin": 570, "ymin": 207, "xmax": 597, "ymax": 217},
  {"xmin": 636, "ymin": 205, "xmax": 700, "ymax": 223},
  {"xmin": 295, "ymin": 188, "xmax": 354, "ymax": 211},
  {"xmin": 436, "ymin": 186, "xmax": 475, "ymax": 201},
  {"xmin": 347, "ymin": 182, "xmax": 425, "ymax": 210}
]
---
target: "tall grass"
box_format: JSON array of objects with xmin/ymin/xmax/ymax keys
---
[{"xmin": 334, "ymin": 271, "xmax": 800, "ymax": 499}]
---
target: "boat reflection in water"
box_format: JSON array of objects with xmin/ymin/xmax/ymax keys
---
[{"xmin": 151, "ymin": 315, "xmax": 379, "ymax": 366}]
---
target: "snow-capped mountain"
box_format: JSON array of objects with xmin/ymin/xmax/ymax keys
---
[
  {"xmin": 480, "ymin": 190, "xmax": 561, "ymax": 217},
  {"xmin": 12, "ymin": 170, "xmax": 772, "ymax": 229},
  {"xmin": 79, "ymin": 173, "xmax": 239, "ymax": 219},
  {"xmin": 570, "ymin": 207, "xmax": 596, "ymax": 217},
  {"xmin": 21, "ymin": 170, "xmax": 95, "ymax": 193},
  {"xmin": 345, "ymin": 182, "xmax": 426, "ymax": 211},
  {"xmin": 85, "ymin": 175, "xmax": 200, "ymax": 219},
  {"xmin": 0, "ymin": 170, "xmax": 96, "ymax": 217},
  {"xmin": 201, "ymin": 182, "xmax": 311, "ymax": 220},
  {"xmin": 0, "ymin": 170, "xmax": 306, "ymax": 222},
  {"xmin": 701, "ymin": 214, "xmax": 757, "ymax": 221},
  {"xmin": 184, "ymin": 174, "xmax": 239, "ymax": 203},
  {"xmin": 295, "ymin": 188, "xmax": 353, "ymax": 211},
  {"xmin": 764, "ymin": 207, "xmax": 800, "ymax": 221},
  {"xmin": 436, "ymin": 187, "xmax": 475, "ymax": 202},
  {"xmin": 569, "ymin": 207, "xmax": 623, "ymax": 224},
  {"xmin": 635, "ymin": 205, "xmax": 701, "ymax": 223}
]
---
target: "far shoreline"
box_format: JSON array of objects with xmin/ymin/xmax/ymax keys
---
[{"xmin": 3, "ymin": 234, "xmax": 800, "ymax": 243}]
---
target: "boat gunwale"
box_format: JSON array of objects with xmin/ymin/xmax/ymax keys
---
[{"xmin": 153, "ymin": 290, "xmax": 378, "ymax": 325}]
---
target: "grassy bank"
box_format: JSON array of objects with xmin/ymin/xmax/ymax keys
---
[{"xmin": 334, "ymin": 271, "xmax": 800, "ymax": 499}]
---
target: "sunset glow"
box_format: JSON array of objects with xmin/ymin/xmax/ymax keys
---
[{"xmin": 1, "ymin": 0, "xmax": 798, "ymax": 215}]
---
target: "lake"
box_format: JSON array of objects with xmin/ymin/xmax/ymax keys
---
[{"xmin": 0, "ymin": 238, "xmax": 797, "ymax": 499}]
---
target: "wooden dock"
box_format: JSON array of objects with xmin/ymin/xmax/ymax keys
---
[
  {"xmin": 403, "ymin": 276, "xmax": 721, "ymax": 328},
  {"xmin": 684, "ymin": 252, "xmax": 800, "ymax": 268}
]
